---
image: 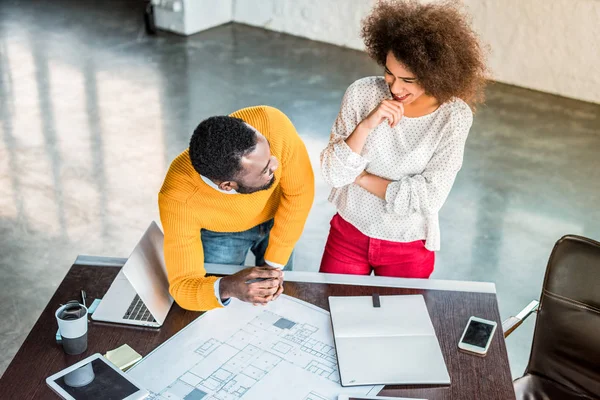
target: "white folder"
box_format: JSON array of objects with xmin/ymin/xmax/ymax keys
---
[{"xmin": 329, "ymin": 294, "xmax": 450, "ymax": 386}]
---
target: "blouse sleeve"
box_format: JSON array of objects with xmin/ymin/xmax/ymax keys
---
[
  {"xmin": 385, "ymin": 104, "xmax": 473, "ymax": 216},
  {"xmin": 320, "ymin": 85, "xmax": 370, "ymax": 188}
]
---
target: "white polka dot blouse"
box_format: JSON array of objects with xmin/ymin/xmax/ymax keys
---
[{"xmin": 320, "ymin": 76, "xmax": 473, "ymax": 251}]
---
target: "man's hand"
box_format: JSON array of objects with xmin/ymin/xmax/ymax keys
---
[
  {"xmin": 258, "ymin": 263, "xmax": 285, "ymax": 302},
  {"xmin": 219, "ymin": 266, "xmax": 284, "ymax": 306}
]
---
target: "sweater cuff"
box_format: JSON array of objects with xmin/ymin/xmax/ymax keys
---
[
  {"xmin": 264, "ymin": 246, "xmax": 294, "ymax": 267},
  {"xmin": 265, "ymin": 260, "xmax": 284, "ymax": 269}
]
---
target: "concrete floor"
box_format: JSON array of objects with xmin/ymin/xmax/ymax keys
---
[{"xmin": 1, "ymin": 0, "xmax": 600, "ymax": 381}]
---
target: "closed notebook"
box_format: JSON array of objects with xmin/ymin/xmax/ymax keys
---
[{"xmin": 329, "ymin": 295, "xmax": 450, "ymax": 386}]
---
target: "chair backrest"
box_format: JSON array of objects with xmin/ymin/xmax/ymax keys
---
[{"xmin": 526, "ymin": 235, "xmax": 600, "ymax": 397}]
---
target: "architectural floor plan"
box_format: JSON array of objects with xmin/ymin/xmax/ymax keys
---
[{"xmin": 127, "ymin": 295, "xmax": 380, "ymax": 400}]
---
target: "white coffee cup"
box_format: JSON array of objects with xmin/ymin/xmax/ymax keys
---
[
  {"xmin": 55, "ymin": 301, "xmax": 88, "ymax": 355},
  {"xmin": 63, "ymin": 362, "xmax": 95, "ymax": 387}
]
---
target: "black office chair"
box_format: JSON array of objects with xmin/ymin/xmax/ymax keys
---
[{"xmin": 503, "ymin": 235, "xmax": 600, "ymax": 399}]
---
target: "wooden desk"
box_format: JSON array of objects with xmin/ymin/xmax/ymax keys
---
[{"xmin": 0, "ymin": 262, "xmax": 515, "ymax": 399}]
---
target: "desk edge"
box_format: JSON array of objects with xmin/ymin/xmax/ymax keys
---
[
  {"xmin": 206, "ymin": 264, "xmax": 496, "ymax": 293},
  {"xmin": 73, "ymin": 256, "xmax": 496, "ymax": 294}
]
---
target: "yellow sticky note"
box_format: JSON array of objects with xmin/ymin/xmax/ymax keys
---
[{"xmin": 105, "ymin": 344, "xmax": 142, "ymax": 371}]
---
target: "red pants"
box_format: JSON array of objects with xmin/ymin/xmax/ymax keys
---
[{"xmin": 319, "ymin": 214, "xmax": 435, "ymax": 278}]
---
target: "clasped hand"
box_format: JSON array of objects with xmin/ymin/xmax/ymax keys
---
[{"xmin": 219, "ymin": 266, "xmax": 284, "ymax": 306}]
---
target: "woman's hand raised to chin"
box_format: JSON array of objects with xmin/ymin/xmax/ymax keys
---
[{"xmin": 360, "ymin": 99, "xmax": 404, "ymax": 130}]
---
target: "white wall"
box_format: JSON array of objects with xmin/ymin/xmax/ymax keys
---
[
  {"xmin": 232, "ymin": 0, "xmax": 600, "ymax": 104},
  {"xmin": 233, "ymin": 0, "xmax": 369, "ymax": 50},
  {"xmin": 463, "ymin": 0, "xmax": 600, "ymax": 105},
  {"xmin": 154, "ymin": 0, "xmax": 233, "ymax": 35}
]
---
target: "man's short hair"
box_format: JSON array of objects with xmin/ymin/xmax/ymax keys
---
[{"xmin": 189, "ymin": 116, "xmax": 257, "ymax": 181}]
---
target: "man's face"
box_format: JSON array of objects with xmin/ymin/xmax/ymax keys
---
[{"xmin": 232, "ymin": 130, "xmax": 279, "ymax": 194}]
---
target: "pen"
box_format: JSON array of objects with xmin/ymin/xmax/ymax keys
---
[
  {"xmin": 245, "ymin": 278, "xmax": 270, "ymax": 284},
  {"xmin": 81, "ymin": 289, "xmax": 87, "ymax": 308}
]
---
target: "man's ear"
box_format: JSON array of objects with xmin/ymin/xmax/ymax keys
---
[{"xmin": 219, "ymin": 181, "xmax": 239, "ymax": 191}]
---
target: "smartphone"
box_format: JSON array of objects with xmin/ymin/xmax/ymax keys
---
[{"xmin": 457, "ymin": 316, "xmax": 497, "ymax": 356}]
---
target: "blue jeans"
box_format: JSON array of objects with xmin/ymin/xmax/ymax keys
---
[{"xmin": 201, "ymin": 219, "xmax": 294, "ymax": 271}]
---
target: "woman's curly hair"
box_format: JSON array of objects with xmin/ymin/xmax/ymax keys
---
[{"xmin": 361, "ymin": 0, "xmax": 488, "ymax": 108}]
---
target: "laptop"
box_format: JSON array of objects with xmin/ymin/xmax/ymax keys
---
[
  {"xmin": 329, "ymin": 294, "xmax": 450, "ymax": 386},
  {"xmin": 92, "ymin": 221, "xmax": 174, "ymax": 328}
]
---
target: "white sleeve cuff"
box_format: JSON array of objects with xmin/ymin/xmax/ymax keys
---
[
  {"xmin": 214, "ymin": 278, "xmax": 231, "ymax": 307},
  {"xmin": 385, "ymin": 177, "xmax": 417, "ymax": 216},
  {"xmin": 333, "ymin": 140, "xmax": 369, "ymax": 170},
  {"xmin": 265, "ymin": 260, "xmax": 284, "ymax": 269}
]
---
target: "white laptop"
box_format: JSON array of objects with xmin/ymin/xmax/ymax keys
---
[
  {"xmin": 92, "ymin": 221, "xmax": 174, "ymax": 328},
  {"xmin": 329, "ymin": 294, "xmax": 450, "ymax": 386}
]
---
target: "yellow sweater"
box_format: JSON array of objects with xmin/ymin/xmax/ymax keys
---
[{"xmin": 158, "ymin": 106, "xmax": 315, "ymax": 311}]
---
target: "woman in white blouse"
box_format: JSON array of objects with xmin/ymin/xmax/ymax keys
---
[{"xmin": 320, "ymin": 0, "xmax": 488, "ymax": 278}]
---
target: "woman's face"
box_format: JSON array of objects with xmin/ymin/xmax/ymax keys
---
[{"xmin": 383, "ymin": 51, "xmax": 426, "ymax": 105}]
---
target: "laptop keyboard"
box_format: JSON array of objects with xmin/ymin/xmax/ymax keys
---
[{"xmin": 123, "ymin": 294, "xmax": 156, "ymax": 323}]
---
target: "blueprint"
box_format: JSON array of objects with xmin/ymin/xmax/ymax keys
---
[{"xmin": 127, "ymin": 295, "xmax": 381, "ymax": 400}]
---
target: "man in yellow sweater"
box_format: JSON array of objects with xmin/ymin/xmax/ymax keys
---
[{"xmin": 159, "ymin": 106, "xmax": 314, "ymax": 311}]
